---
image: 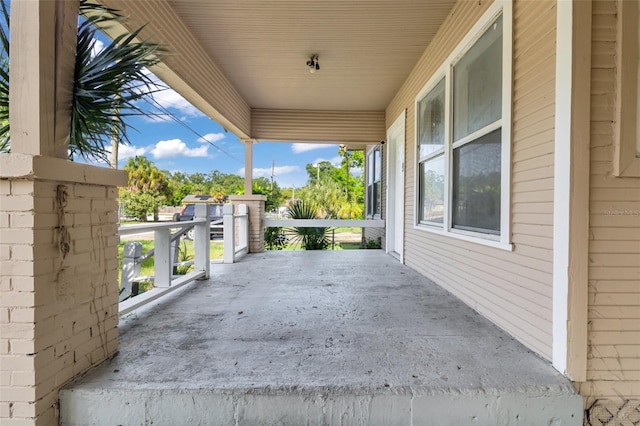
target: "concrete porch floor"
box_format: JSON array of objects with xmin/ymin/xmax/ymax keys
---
[{"xmin": 60, "ymin": 250, "xmax": 582, "ymax": 425}]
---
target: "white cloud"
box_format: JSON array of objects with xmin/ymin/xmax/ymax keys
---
[
  {"xmin": 141, "ymin": 113, "xmax": 174, "ymax": 123},
  {"xmin": 313, "ymin": 156, "xmax": 342, "ymax": 167},
  {"xmin": 91, "ymin": 39, "xmax": 105, "ymax": 58},
  {"xmin": 151, "ymin": 88, "xmax": 202, "ymax": 117},
  {"xmin": 150, "ymin": 139, "xmax": 209, "ymax": 159},
  {"xmin": 119, "ymin": 144, "xmax": 148, "ymax": 159},
  {"xmin": 197, "ymin": 133, "xmax": 225, "ymax": 144},
  {"xmin": 105, "ymin": 144, "xmax": 148, "ymax": 162},
  {"xmin": 140, "ymin": 70, "xmax": 204, "ymax": 118},
  {"xmin": 238, "ymin": 165, "xmax": 300, "ymax": 177},
  {"xmin": 291, "ymin": 143, "xmax": 335, "ymax": 154}
]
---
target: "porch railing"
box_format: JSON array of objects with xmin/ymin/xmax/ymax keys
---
[
  {"xmin": 263, "ymin": 218, "xmax": 385, "ymax": 248},
  {"xmin": 264, "ymin": 218, "xmax": 385, "ymax": 228},
  {"xmin": 118, "ymin": 203, "xmax": 249, "ymax": 316},
  {"xmin": 223, "ymin": 203, "xmax": 249, "ymax": 264}
]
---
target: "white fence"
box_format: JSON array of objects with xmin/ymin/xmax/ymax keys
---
[
  {"xmin": 118, "ymin": 203, "xmax": 248, "ymax": 315},
  {"xmin": 263, "ymin": 218, "xmax": 385, "ymax": 228}
]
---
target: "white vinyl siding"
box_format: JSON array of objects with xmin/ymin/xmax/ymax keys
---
[
  {"xmin": 385, "ymin": 0, "xmax": 556, "ymax": 359},
  {"xmin": 251, "ymin": 109, "xmax": 385, "ymax": 144}
]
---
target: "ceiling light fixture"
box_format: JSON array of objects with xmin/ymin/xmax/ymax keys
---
[{"xmin": 306, "ymin": 54, "xmax": 320, "ymax": 74}]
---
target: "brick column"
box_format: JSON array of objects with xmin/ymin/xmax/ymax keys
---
[
  {"xmin": 228, "ymin": 195, "xmax": 266, "ymax": 253},
  {"xmin": 0, "ymin": 157, "xmax": 127, "ymax": 425}
]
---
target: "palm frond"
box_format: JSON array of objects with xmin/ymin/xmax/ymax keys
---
[
  {"xmin": 285, "ymin": 200, "xmax": 330, "ymax": 250},
  {"xmin": 0, "ymin": 0, "xmax": 9, "ymax": 152},
  {"xmin": 0, "ymin": 0, "xmax": 163, "ymax": 160},
  {"xmin": 71, "ymin": 2, "xmax": 163, "ymax": 163}
]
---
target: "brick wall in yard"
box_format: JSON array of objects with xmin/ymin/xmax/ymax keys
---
[
  {"xmin": 230, "ymin": 195, "xmax": 266, "ymax": 253},
  {"xmin": 0, "ymin": 176, "xmax": 122, "ymax": 425}
]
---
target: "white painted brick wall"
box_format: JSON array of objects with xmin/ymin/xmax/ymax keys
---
[
  {"xmin": 1, "ymin": 176, "xmax": 121, "ymax": 425},
  {"xmin": 0, "ymin": 180, "xmax": 10, "ymax": 195},
  {"xmin": 0, "ymin": 340, "xmax": 8, "ymax": 355},
  {"xmin": 0, "ymin": 371, "xmax": 9, "ymax": 386}
]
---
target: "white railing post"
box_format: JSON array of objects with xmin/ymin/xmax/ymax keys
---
[
  {"xmin": 223, "ymin": 203, "xmax": 235, "ymax": 264},
  {"xmin": 238, "ymin": 204, "xmax": 248, "ymax": 251},
  {"xmin": 119, "ymin": 242, "xmax": 142, "ymax": 301},
  {"xmin": 171, "ymin": 238, "xmax": 180, "ymax": 275},
  {"xmin": 194, "ymin": 204, "xmax": 210, "ymax": 279},
  {"xmin": 154, "ymin": 228, "xmax": 172, "ymax": 287}
]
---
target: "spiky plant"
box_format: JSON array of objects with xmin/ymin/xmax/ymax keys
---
[
  {"xmin": 0, "ymin": 1, "xmax": 9, "ymax": 153},
  {"xmin": 175, "ymin": 242, "xmax": 194, "ymax": 275},
  {"xmin": 286, "ymin": 200, "xmax": 330, "ymax": 250},
  {"xmin": 0, "ymin": 0, "xmax": 162, "ymax": 163}
]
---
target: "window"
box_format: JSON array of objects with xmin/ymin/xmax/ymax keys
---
[
  {"xmin": 615, "ymin": 0, "xmax": 640, "ymax": 177},
  {"xmin": 418, "ymin": 77, "xmax": 445, "ymax": 224},
  {"xmin": 416, "ymin": 7, "xmax": 510, "ymax": 245},
  {"xmin": 366, "ymin": 146, "xmax": 381, "ymax": 217}
]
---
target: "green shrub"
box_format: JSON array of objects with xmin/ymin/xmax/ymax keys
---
[
  {"xmin": 264, "ymin": 227, "xmax": 287, "ymax": 250},
  {"xmin": 363, "ymin": 237, "xmax": 382, "ymax": 249}
]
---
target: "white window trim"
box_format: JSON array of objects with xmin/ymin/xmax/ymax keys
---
[
  {"xmin": 366, "ymin": 145, "xmax": 382, "ymax": 219},
  {"xmin": 413, "ymin": 0, "xmax": 513, "ymax": 251},
  {"xmin": 385, "ymin": 110, "xmax": 406, "ymax": 263}
]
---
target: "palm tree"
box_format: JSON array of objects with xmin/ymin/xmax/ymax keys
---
[
  {"xmin": 0, "ymin": 0, "xmax": 162, "ymax": 164},
  {"xmin": 286, "ymin": 200, "xmax": 330, "ymax": 250},
  {"xmin": 0, "ymin": 2, "xmax": 9, "ymax": 153}
]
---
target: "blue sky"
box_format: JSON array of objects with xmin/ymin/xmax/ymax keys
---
[
  {"xmin": 89, "ymin": 36, "xmax": 346, "ymax": 189},
  {"xmin": 122, "ymin": 103, "xmax": 343, "ymax": 189}
]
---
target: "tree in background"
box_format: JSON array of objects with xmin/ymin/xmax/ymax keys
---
[
  {"xmin": 337, "ymin": 149, "xmax": 365, "ymax": 204},
  {"xmin": 119, "ymin": 156, "xmax": 169, "ymax": 221},
  {"xmin": 210, "ymin": 171, "xmax": 243, "ymax": 199},
  {"xmin": 296, "ymin": 149, "xmax": 365, "ymax": 219},
  {"xmin": 163, "ymin": 170, "xmax": 283, "ymax": 210},
  {"xmin": 166, "ymin": 172, "xmax": 193, "ymax": 206},
  {"xmin": 305, "ymin": 161, "xmax": 335, "ymax": 189},
  {"xmin": 251, "ymin": 177, "xmax": 283, "ymax": 212}
]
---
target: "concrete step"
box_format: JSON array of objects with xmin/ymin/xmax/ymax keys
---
[{"xmin": 61, "ymin": 384, "xmax": 582, "ymax": 425}]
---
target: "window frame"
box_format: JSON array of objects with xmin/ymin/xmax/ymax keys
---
[
  {"xmin": 413, "ymin": 1, "xmax": 512, "ymax": 250},
  {"xmin": 417, "ymin": 74, "xmax": 447, "ymax": 226},
  {"xmin": 615, "ymin": 0, "xmax": 640, "ymax": 177},
  {"xmin": 366, "ymin": 145, "xmax": 382, "ymax": 218}
]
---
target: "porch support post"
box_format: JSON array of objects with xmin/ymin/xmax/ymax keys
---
[
  {"xmin": 553, "ymin": 0, "xmax": 591, "ymax": 381},
  {"xmin": 242, "ymin": 139, "xmax": 254, "ymax": 196},
  {"xmin": 9, "ymin": 0, "xmax": 76, "ymax": 158},
  {"xmin": 1, "ymin": 2, "xmax": 128, "ymax": 425}
]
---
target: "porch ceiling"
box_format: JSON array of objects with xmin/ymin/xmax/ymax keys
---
[
  {"xmin": 165, "ymin": 0, "xmax": 455, "ymax": 111},
  {"xmin": 98, "ymin": 0, "xmax": 457, "ymax": 142}
]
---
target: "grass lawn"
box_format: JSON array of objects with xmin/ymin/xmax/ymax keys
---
[
  {"xmin": 332, "ymin": 227, "xmax": 362, "ymax": 234},
  {"xmin": 337, "ymin": 242, "xmax": 363, "ymax": 250},
  {"xmin": 118, "ymin": 239, "xmax": 223, "ymax": 292},
  {"xmin": 279, "ymin": 240, "xmax": 365, "ymax": 251}
]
